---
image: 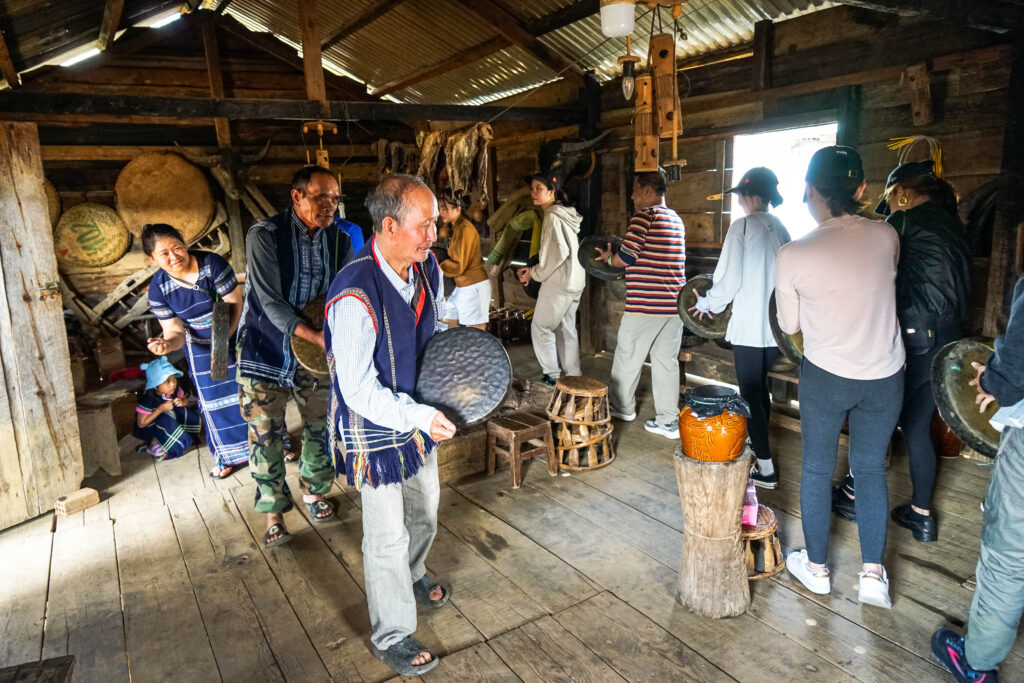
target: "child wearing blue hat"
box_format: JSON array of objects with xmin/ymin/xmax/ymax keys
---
[{"xmin": 134, "ymin": 356, "xmax": 201, "ymax": 461}]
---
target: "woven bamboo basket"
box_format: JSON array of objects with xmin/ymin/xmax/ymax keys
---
[
  {"xmin": 54, "ymin": 203, "xmax": 131, "ymax": 268},
  {"xmin": 115, "ymin": 152, "xmax": 215, "ymax": 243}
]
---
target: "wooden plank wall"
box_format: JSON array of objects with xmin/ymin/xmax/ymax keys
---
[{"xmin": 578, "ymin": 6, "xmax": 1012, "ymax": 353}]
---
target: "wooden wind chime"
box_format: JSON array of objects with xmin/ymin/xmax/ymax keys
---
[{"xmin": 625, "ymin": 3, "xmax": 686, "ymax": 179}]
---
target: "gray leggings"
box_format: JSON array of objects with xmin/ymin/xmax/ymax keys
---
[{"xmin": 798, "ymin": 359, "xmax": 903, "ymax": 565}]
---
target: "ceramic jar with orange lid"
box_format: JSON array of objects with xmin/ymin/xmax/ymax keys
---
[{"xmin": 678, "ymin": 385, "xmax": 750, "ymax": 462}]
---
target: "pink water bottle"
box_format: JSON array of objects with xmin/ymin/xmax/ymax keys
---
[{"xmin": 742, "ymin": 478, "xmax": 758, "ymax": 527}]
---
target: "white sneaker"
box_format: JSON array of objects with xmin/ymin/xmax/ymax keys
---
[
  {"xmin": 610, "ymin": 410, "xmax": 637, "ymax": 422},
  {"xmin": 858, "ymin": 568, "xmax": 892, "ymax": 609},
  {"xmin": 785, "ymin": 549, "xmax": 831, "ymax": 595},
  {"xmin": 644, "ymin": 419, "xmax": 679, "ymax": 439}
]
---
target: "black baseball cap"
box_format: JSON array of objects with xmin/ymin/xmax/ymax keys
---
[
  {"xmin": 725, "ymin": 167, "xmax": 784, "ymax": 207},
  {"xmin": 875, "ymin": 160, "xmax": 936, "ymax": 215},
  {"xmin": 805, "ymin": 145, "xmax": 865, "ymax": 189}
]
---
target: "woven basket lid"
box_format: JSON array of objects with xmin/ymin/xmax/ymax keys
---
[
  {"xmin": 44, "ymin": 178, "xmax": 60, "ymax": 229},
  {"xmin": 54, "ymin": 203, "xmax": 131, "ymax": 268},
  {"xmin": 115, "ymin": 152, "xmax": 214, "ymax": 242}
]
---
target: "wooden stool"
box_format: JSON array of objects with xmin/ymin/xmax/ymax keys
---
[
  {"xmin": 487, "ymin": 412, "xmax": 557, "ymax": 488},
  {"xmin": 545, "ymin": 376, "xmax": 615, "ymax": 471},
  {"xmin": 741, "ymin": 504, "xmax": 784, "ymax": 580},
  {"xmin": 673, "ymin": 444, "xmax": 751, "ymax": 618}
]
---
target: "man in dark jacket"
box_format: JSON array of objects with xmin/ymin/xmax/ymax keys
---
[
  {"xmin": 931, "ymin": 274, "xmax": 1024, "ymax": 683},
  {"xmin": 832, "ymin": 161, "xmax": 971, "ymax": 542}
]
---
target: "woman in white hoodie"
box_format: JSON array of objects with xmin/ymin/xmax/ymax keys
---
[{"xmin": 517, "ymin": 169, "xmax": 586, "ymax": 385}]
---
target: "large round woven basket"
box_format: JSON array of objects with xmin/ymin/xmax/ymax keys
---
[
  {"xmin": 54, "ymin": 203, "xmax": 131, "ymax": 268},
  {"xmin": 44, "ymin": 178, "xmax": 60, "ymax": 229},
  {"xmin": 115, "ymin": 152, "xmax": 214, "ymax": 243}
]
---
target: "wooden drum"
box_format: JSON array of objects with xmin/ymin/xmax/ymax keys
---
[
  {"xmin": 741, "ymin": 504, "xmax": 784, "ymax": 580},
  {"xmin": 545, "ymin": 376, "xmax": 615, "ymax": 471}
]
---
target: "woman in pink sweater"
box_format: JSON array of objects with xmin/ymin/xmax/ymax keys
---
[{"xmin": 774, "ymin": 146, "xmax": 905, "ymax": 610}]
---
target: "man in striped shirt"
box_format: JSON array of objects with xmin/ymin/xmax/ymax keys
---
[{"xmin": 596, "ymin": 169, "xmax": 686, "ymax": 438}]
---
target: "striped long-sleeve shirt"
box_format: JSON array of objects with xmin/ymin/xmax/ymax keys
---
[{"xmin": 618, "ymin": 204, "xmax": 686, "ymax": 315}]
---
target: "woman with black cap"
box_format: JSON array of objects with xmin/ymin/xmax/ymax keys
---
[
  {"xmin": 517, "ymin": 168, "xmax": 585, "ymax": 385},
  {"xmin": 775, "ymin": 145, "xmax": 904, "ymax": 609},
  {"xmin": 832, "ymin": 160, "xmax": 971, "ymax": 543},
  {"xmin": 690, "ymin": 167, "xmax": 792, "ymax": 489}
]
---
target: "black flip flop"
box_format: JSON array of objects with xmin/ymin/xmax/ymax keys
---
[
  {"xmin": 263, "ymin": 523, "xmax": 292, "ymax": 548},
  {"xmin": 208, "ymin": 466, "xmax": 234, "ymax": 479},
  {"xmin": 372, "ymin": 635, "xmax": 439, "ymax": 676},
  {"xmin": 305, "ymin": 498, "xmax": 335, "ymax": 524},
  {"xmin": 412, "ymin": 575, "xmax": 451, "ymax": 608}
]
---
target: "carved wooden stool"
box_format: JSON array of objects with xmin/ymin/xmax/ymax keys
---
[
  {"xmin": 545, "ymin": 376, "xmax": 615, "ymax": 471},
  {"xmin": 741, "ymin": 504, "xmax": 785, "ymax": 580},
  {"xmin": 486, "ymin": 412, "xmax": 557, "ymax": 489}
]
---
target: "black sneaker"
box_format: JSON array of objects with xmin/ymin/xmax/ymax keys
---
[
  {"xmin": 750, "ymin": 467, "xmax": 778, "ymax": 490},
  {"xmin": 539, "ymin": 374, "xmax": 558, "ymax": 387},
  {"xmin": 831, "ymin": 485, "xmax": 856, "ymax": 522},
  {"xmin": 891, "ymin": 503, "xmax": 938, "ymax": 542},
  {"xmin": 931, "ymin": 627, "xmax": 999, "ymax": 682}
]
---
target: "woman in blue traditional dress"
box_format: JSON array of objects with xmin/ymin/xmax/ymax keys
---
[{"xmin": 142, "ymin": 223, "xmax": 250, "ymax": 478}]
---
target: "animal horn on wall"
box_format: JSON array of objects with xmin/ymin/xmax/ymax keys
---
[
  {"xmin": 241, "ymin": 139, "xmax": 272, "ymax": 164},
  {"xmin": 558, "ymin": 130, "xmax": 612, "ymax": 154},
  {"xmin": 173, "ymin": 142, "xmax": 222, "ymax": 167}
]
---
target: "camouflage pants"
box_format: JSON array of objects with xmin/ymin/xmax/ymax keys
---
[{"xmin": 238, "ymin": 366, "xmax": 334, "ymax": 514}]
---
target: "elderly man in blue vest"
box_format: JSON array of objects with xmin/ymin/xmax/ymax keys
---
[
  {"xmin": 324, "ymin": 174, "xmax": 456, "ymax": 677},
  {"xmin": 236, "ymin": 165, "xmax": 352, "ymax": 548}
]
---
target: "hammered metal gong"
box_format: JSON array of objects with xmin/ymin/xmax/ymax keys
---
[
  {"xmin": 415, "ymin": 327, "xmax": 512, "ymax": 427},
  {"xmin": 291, "ymin": 295, "xmax": 328, "ymax": 378},
  {"xmin": 931, "ymin": 338, "xmax": 999, "ymax": 459},
  {"xmin": 768, "ymin": 291, "xmax": 804, "ymax": 364},
  {"xmin": 677, "ymin": 274, "xmax": 731, "ymax": 339},
  {"xmin": 578, "ymin": 234, "xmax": 626, "ymax": 281}
]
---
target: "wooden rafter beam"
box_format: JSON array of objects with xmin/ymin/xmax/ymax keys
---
[
  {"xmin": 835, "ymin": 0, "xmax": 1024, "ymax": 33},
  {"xmin": 217, "ymin": 13, "xmax": 373, "ymax": 101},
  {"xmin": 201, "ymin": 18, "xmax": 231, "ymax": 147},
  {"xmin": 322, "ymin": 0, "xmax": 409, "ymax": 51},
  {"xmin": 0, "ymin": 90, "xmax": 579, "ymax": 123},
  {"xmin": 0, "ymin": 28, "xmax": 19, "ymax": 88},
  {"xmin": 450, "ymin": 0, "xmax": 583, "ymax": 82},
  {"xmin": 372, "ymin": 2, "xmax": 597, "ymax": 97},
  {"xmin": 297, "ymin": 0, "xmax": 328, "ymax": 113},
  {"xmin": 372, "ymin": 38, "xmax": 512, "ymax": 97},
  {"xmin": 98, "ymin": 0, "xmax": 127, "ymax": 50}
]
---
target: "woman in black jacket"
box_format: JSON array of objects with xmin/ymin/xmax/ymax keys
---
[{"xmin": 833, "ymin": 160, "xmax": 971, "ymax": 542}]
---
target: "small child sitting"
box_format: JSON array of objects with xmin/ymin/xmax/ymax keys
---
[{"xmin": 134, "ymin": 356, "xmax": 201, "ymax": 461}]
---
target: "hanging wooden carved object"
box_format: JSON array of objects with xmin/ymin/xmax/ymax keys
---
[
  {"xmin": 650, "ymin": 33, "xmax": 680, "ymax": 139},
  {"xmin": 634, "ymin": 74, "xmax": 659, "ymax": 172}
]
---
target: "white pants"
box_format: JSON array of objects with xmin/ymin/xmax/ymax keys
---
[
  {"xmin": 361, "ymin": 449, "xmax": 440, "ymax": 650},
  {"xmin": 610, "ymin": 313, "xmax": 683, "ymax": 424},
  {"xmin": 531, "ymin": 283, "xmax": 582, "ymax": 377},
  {"xmin": 443, "ymin": 279, "xmax": 491, "ymax": 326}
]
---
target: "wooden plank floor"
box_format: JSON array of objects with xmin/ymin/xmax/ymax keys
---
[{"xmin": 1, "ymin": 345, "xmax": 1021, "ymax": 682}]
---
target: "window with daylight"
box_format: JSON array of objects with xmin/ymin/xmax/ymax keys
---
[{"xmin": 730, "ymin": 122, "xmax": 838, "ymax": 240}]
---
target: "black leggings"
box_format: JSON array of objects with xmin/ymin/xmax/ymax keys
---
[{"xmin": 733, "ymin": 345, "xmax": 780, "ymax": 462}]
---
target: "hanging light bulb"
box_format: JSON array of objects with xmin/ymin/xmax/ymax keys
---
[
  {"xmin": 618, "ymin": 54, "xmax": 640, "ymax": 100},
  {"xmin": 600, "ymin": 0, "xmax": 635, "ymax": 38}
]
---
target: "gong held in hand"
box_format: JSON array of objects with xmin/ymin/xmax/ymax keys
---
[
  {"xmin": 678, "ymin": 274, "xmax": 731, "ymax": 339},
  {"xmin": 291, "ymin": 296, "xmax": 328, "ymax": 378}
]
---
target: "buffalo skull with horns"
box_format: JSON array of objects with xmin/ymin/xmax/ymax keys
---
[
  {"xmin": 537, "ymin": 131, "xmax": 612, "ymax": 180},
  {"xmin": 174, "ymin": 140, "xmax": 271, "ymax": 200}
]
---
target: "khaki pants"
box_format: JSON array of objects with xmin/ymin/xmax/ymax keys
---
[{"xmin": 610, "ymin": 313, "xmax": 682, "ymax": 424}]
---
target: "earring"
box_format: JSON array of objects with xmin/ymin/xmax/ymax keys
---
[{"xmin": 897, "ymin": 195, "xmax": 909, "ymax": 207}]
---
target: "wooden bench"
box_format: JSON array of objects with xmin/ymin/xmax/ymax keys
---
[{"xmin": 75, "ymin": 379, "xmax": 145, "ymax": 477}]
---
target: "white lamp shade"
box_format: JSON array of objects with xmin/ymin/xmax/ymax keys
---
[{"xmin": 600, "ymin": 0, "xmax": 635, "ymax": 38}]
